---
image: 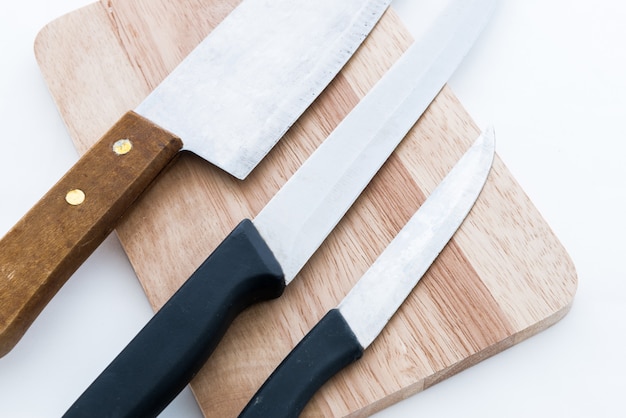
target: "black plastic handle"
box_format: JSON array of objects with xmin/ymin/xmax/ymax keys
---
[
  {"xmin": 238, "ymin": 309, "xmax": 364, "ymax": 418},
  {"xmin": 64, "ymin": 219, "xmax": 285, "ymax": 418}
]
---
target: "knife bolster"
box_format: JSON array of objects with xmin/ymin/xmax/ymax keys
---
[{"xmin": 194, "ymin": 218, "xmax": 287, "ymax": 309}]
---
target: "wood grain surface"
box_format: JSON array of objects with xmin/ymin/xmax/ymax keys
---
[
  {"xmin": 0, "ymin": 111, "xmax": 182, "ymax": 357},
  {"xmin": 33, "ymin": 1, "xmax": 577, "ymax": 416}
]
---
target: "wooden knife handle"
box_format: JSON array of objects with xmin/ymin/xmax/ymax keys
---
[
  {"xmin": 0, "ymin": 111, "xmax": 182, "ymax": 357},
  {"xmin": 63, "ymin": 219, "xmax": 285, "ymax": 418},
  {"xmin": 239, "ymin": 309, "xmax": 364, "ymax": 418}
]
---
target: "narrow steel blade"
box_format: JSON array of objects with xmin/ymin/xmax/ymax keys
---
[
  {"xmin": 253, "ymin": 0, "xmax": 496, "ymax": 283},
  {"xmin": 338, "ymin": 129, "xmax": 495, "ymax": 349},
  {"xmin": 135, "ymin": 0, "xmax": 391, "ymax": 179}
]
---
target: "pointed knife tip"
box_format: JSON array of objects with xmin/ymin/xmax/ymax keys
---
[{"xmin": 477, "ymin": 125, "xmax": 496, "ymax": 157}]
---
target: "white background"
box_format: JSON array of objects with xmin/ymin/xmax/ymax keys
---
[{"xmin": 0, "ymin": 0, "xmax": 624, "ymax": 417}]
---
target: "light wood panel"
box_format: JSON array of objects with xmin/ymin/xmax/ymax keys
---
[{"xmin": 34, "ymin": 1, "xmax": 577, "ymax": 416}]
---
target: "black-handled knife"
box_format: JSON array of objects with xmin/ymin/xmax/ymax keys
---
[
  {"xmin": 239, "ymin": 129, "xmax": 495, "ymax": 418},
  {"xmin": 63, "ymin": 0, "xmax": 496, "ymax": 416}
]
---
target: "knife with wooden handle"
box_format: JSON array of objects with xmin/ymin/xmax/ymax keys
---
[
  {"xmin": 239, "ymin": 129, "xmax": 495, "ymax": 418},
  {"xmin": 0, "ymin": 0, "xmax": 392, "ymax": 357},
  {"xmin": 63, "ymin": 1, "xmax": 496, "ymax": 416}
]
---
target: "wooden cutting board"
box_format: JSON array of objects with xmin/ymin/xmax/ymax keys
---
[{"xmin": 34, "ymin": 1, "xmax": 577, "ymax": 416}]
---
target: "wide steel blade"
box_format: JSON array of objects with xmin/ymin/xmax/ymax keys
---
[
  {"xmin": 135, "ymin": 0, "xmax": 391, "ymax": 179},
  {"xmin": 338, "ymin": 129, "xmax": 495, "ymax": 348},
  {"xmin": 253, "ymin": 0, "xmax": 496, "ymax": 283}
]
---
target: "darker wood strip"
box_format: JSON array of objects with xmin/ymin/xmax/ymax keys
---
[{"xmin": 422, "ymin": 240, "xmax": 516, "ymax": 358}]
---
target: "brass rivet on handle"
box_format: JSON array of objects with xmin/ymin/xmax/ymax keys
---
[
  {"xmin": 113, "ymin": 139, "xmax": 133, "ymax": 155},
  {"xmin": 65, "ymin": 189, "xmax": 86, "ymax": 206}
]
